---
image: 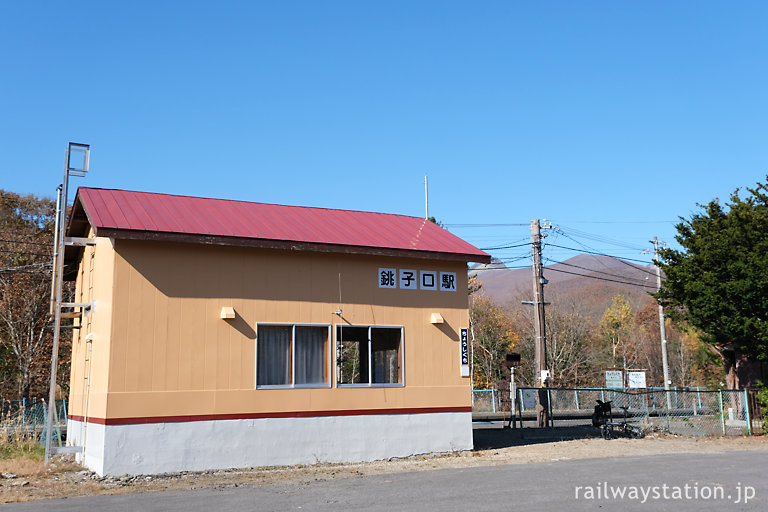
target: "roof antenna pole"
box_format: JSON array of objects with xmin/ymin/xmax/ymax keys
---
[
  {"xmin": 49, "ymin": 185, "xmax": 63, "ymax": 316},
  {"xmin": 424, "ymin": 175, "xmax": 429, "ymax": 219},
  {"xmin": 45, "ymin": 142, "xmax": 90, "ymax": 465}
]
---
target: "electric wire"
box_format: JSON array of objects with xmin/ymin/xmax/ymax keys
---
[
  {"xmin": 443, "ymin": 223, "xmax": 529, "ymax": 228},
  {"xmin": 544, "ymin": 243, "xmax": 653, "ymax": 265},
  {"xmin": 0, "ymin": 238, "xmax": 51, "ymax": 247},
  {"xmin": 555, "ymin": 225, "xmax": 648, "ymax": 252},
  {"xmin": 543, "ymin": 257, "xmax": 654, "ymax": 286},
  {"xmin": 479, "ymin": 241, "xmax": 530, "ymax": 251},
  {"xmin": 0, "ymin": 248, "xmax": 51, "ymax": 257},
  {"xmin": 545, "ymin": 266, "xmax": 657, "ymax": 290},
  {"xmin": 557, "ymin": 230, "xmax": 661, "ymax": 278}
]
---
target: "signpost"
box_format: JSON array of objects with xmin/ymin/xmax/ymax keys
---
[
  {"xmin": 605, "ymin": 370, "xmax": 623, "ymax": 389},
  {"xmin": 522, "ymin": 389, "xmax": 537, "ymax": 410},
  {"xmin": 460, "ymin": 329, "xmax": 469, "ymax": 377},
  {"xmin": 628, "ymin": 371, "xmax": 647, "ymax": 389},
  {"xmin": 505, "ymin": 353, "xmax": 521, "ymax": 428}
]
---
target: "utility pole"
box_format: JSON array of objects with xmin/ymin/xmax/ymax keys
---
[
  {"xmin": 530, "ymin": 219, "xmax": 549, "ymax": 427},
  {"xmin": 651, "ymin": 236, "xmax": 671, "ymax": 391}
]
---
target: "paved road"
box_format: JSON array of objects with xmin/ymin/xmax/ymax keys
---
[{"xmin": 7, "ymin": 451, "xmax": 766, "ymax": 511}]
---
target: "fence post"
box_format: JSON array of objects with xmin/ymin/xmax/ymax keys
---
[
  {"xmin": 22, "ymin": 397, "xmax": 26, "ymax": 425},
  {"xmin": 547, "ymin": 388, "xmax": 553, "ymax": 428},
  {"xmin": 519, "ymin": 388, "xmax": 525, "ymax": 412},
  {"xmin": 644, "ymin": 391, "xmax": 650, "ymax": 418},
  {"xmin": 491, "ymin": 389, "xmax": 496, "ymax": 413},
  {"xmin": 574, "ymin": 390, "xmax": 580, "ymax": 410},
  {"xmin": 744, "ymin": 389, "xmax": 752, "ymax": 436},
  {"xmin": 718, "ymin": 391, "xmax": 726, "ymax": 435}
]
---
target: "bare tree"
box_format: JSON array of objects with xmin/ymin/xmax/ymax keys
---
[
  {"xmin": 0, "ymin": 190, "xmax": 58, "ymax": 399},
  {"xmin": 469, "ymin": 292, "xmax": 518, "ymax": 389},
  {"xmin": 513, "ymin": 295, "xmax": 601, "ymax": 388}
]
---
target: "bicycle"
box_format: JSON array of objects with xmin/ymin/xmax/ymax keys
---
[{"xmin": 591, "ymin": 400, "xmax": 644, "ymax": 439}]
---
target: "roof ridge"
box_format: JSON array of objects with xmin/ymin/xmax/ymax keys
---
[{"xmin": 77, "ymin": 187, "xmax": 429, "ymax": 221}]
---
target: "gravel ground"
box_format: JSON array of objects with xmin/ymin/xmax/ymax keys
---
[{"xmin": 2, "ymin": 426, "xmax": 766, "ymax": 504}]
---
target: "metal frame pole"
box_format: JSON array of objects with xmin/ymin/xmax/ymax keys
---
[
  {"xmin": 718, "ymin": 391, "xmax": 726, "ymax": 435},
  {"xmin": 45, "ymin": 143, "xmax": 89, "ymax": 464},
  {"xmin": 49, "ymin": 185, "xmax": 62, "ymax": 316},
  {"xmin": 743, "ymin": 389, "xmax": 752, "ymax": 436},
  {"xmin": 44, "ymin": 147, "xmax": 71, "ymax": 463}
]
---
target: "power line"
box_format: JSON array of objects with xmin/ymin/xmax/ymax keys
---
[
  {"xmin": 443, "ymin": 223, "xmax": 529, "ymax": 228},
  {"xmin": 559, "ymin": 220, "xmax": 676, "ymax": 224},
  {"xmin": 0, "ymin": 248, "xmax": 51, "ymax": 258},
  {"xmin": 556, "ymin": 230, "xmax": 660, "ymax": 278},
  {"xmin": 0, "ymin": 261, "xmax": 52, "ymax": 274},
  {"xmin": 470, "ymin": 264, "xmax": 530, "ymax": 272},
  {"xmin": 0, "ymin": 268, "xmax": 52, "ymax": 274},
  {"xmin": 612, "ymin": 254, "xmax": 660, "ymax": 278},
  {"xmin": 0, "ymin": 238, "xmax": 52, "ymax": 247},
  {"xmin": 544, "ymin": 258, "xmax": 654, "ymax": 286},
  {"xmin": 545, "ymin": 266, "xmax": 657, "ymax": 290},
  {"xmin": 479, "ymin": 241, "xmax": 530, "ymax": 251},
  {"xmin": 543, "ymin": 243, "xmax": 653, "ymax": 265},
  {"xmin": 556, "ymin": 225, "xmax": 647, "ymax": 251}
]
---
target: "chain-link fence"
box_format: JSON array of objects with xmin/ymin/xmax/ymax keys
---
[
  {"xmin": 0, "ymin": 399, "xmax": 68, "ymax": 443},
  {"xmin": 473, "ymin": 388, "xmax": 753, "ymax": 436}
]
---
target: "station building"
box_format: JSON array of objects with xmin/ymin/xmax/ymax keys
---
[{"xmin": 63, "ymin": 187, "xmax": 490, "ymax": 476}]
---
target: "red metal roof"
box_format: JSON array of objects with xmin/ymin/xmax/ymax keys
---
[{"xmin": 69, "ymin": 187, "xmax": 490, "ymax": 262}]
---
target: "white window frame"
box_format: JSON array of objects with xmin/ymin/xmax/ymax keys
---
[
  {"xmin": 255, "ymin": 323, "xmax": 332, "ymax": 389},
  {"xmin": 336, "ymin": 324, "xmax": 405, "ymax": 388}
]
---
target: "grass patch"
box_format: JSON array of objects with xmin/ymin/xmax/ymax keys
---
[
  {"xmin": 0, "ymin": 442, "xmax": 44, "ymax": 462},
  {"xmin": 0, "ymin": 410, "xmax": 49, "ymax": 474}
]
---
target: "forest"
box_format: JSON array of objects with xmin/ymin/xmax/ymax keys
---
[
  {"xmin": 468, "ymin": 277, "xmax": 721, "ymax": 391},
  {"xmin": 5, "ymin": 179, "xmax": 768, "ymax": 400},
  {"xmin": 0, "ymin": 190, "xmax": 71, "ymax": 400}
]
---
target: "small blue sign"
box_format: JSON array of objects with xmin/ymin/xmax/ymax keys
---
[{"xmin": 460, "ymin": 328, "xmax": 469, "ymax": 365}]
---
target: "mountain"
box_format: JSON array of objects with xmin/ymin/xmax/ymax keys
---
[{"xmin": 471, "ymin": 254, "xmax": 658, "ymax": 321}]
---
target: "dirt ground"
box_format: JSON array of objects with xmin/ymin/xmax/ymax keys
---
[{"xmin": 2, "ymin": 427, "xmax": 767, "ymax": 504}]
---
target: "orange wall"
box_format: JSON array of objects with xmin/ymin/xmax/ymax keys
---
[
  {"xmin": 70, "ymin": 239, "xmax": 472, "ymax": 419},
  {"xmin": 69, "ymin": 234, "xmax": 116, "ymax": 420}
]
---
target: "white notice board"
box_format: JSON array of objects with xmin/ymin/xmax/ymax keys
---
[
  {"xmin": 522, "ymin": 389, "xmax": 537, "ymax": 410},
  {"xmin": 628, "ymin": 371, "xmax": 647, "ymax": 389},
  {"xmin": 605, "ymin": 370, "xmax": 623, "ymax": 389}
]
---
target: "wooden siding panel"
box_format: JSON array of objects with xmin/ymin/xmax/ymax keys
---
[
  {"xmin": 98, "ymin": 241, "xmax": 470, "ymax": 418},
  {"xmin": 109, "ymin": 245, "xmax": 129, "ymax": 393},
  {"xmin": 187, "ymin": 298, "xmax": 207, "ymax": 391},
  {"xmin": 152, "ymin": 292, "xmax": 168, "ymax": 391},
  {"xmin": 164, "ymin": 297, "xmax": 181, "ymax": 390}
]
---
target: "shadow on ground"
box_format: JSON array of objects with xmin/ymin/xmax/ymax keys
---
[{"xmin": 473, "ymin": 423, "xmax": 602, "ymax": 450}]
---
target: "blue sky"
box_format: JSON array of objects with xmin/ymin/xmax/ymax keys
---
[{"xmin": 2, "ymin": 1, "xmax": 767, "ymax": 266}]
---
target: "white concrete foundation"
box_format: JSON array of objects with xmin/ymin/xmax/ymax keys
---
[{"xmin": 68, "ymin": 412, "xmax": 473, "ymax": 476}]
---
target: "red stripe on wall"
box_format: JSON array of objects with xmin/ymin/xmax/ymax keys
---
[{"xmin": 67, "ymin": 406, "xmax": 472, "ymax": 426}]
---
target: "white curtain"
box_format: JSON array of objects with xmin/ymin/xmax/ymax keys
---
[
  {"xmin": 295, "ymin": 327, "xmax": 326, "ymax": 385},
  {"xmin": 257, "ymin": 325, "xmax": 291, "ymax": 385}
]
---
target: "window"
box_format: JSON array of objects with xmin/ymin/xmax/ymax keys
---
[
  {"xmin": 256, "ymin": 324, "xmax": 330, "ymax": 387},
  {"xmin": 337, "ymin": 325, "xmax": 403, "ymax": 386}
]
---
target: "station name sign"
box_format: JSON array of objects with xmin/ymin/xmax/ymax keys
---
[{"xmin": 378, "ymin": 268, "xmax": 457, "ymax": 291}]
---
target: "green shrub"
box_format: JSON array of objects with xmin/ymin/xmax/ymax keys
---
[{"xmin": 756, "ymin": 384, "xmax": 768, "ymax": 433}]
